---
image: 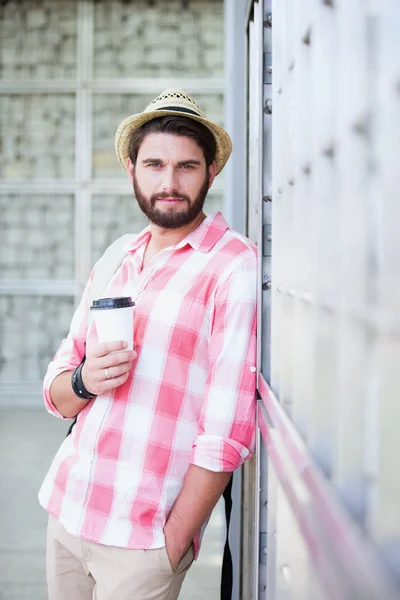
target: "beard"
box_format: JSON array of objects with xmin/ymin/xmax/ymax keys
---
[{"xmin": 133, "ymin": 172, "xmax": 209, "ymax": 229}]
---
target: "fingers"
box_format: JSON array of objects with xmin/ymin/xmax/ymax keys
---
[
  {"xmin": 89, "ymin": 340, "xmax": 129, "ymax": 358},
  {"xmin": 98, "ymin": 350, "xmax": 136, "ymax": 369},
  {"xmin": 86, "ymin": 341, "xmax": 136, "ymax": 366},
  {"xmin": 81, "ymin": 345, "xmax": 137, "ymax": 397},
  {"xmin": 103, "ymin": 361, "xmax": 133, "ymax": 380},
  {"xmin": 81, "ymin": 362, "xmax": 131, "ymax": 397},
  {"xmin": 101, "ymin": 370, "xmax": 130, "ymax": 391}
]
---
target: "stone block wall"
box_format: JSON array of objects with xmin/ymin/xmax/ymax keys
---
[
  {"xmin": 0, "ymin": 195, "xmax": 75, "ymax": 280},
  {"xmin": 0, "ymin": 0, "xmax": 225, "ymax": 393},
  {"xmin": 93, "ymin": 0, "xmax": 224, "ymax": 78},
  {"xmin": 1, "ymin": 95, "xmax": 76, "ymax": 180},
  {"xmin": 0, "ymin": 296, "xmax": 74, "ymax": 384},
  {"xmin": 0, "ymin": 0, "xmax": 77, "ymax": 79}
]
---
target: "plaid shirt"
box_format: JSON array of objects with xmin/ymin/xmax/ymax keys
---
[{"xmin": 39, "ymin": 212, "xmax": 257, "ymax": 556}]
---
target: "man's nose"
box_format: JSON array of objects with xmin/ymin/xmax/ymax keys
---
[{"xmin": 161, "ymin": 167, "xmax": 179, "ymax": 193}]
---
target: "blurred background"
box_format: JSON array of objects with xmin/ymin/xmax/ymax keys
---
[{"xmin": 0, "ymin": 1, "xmax": 227, "ymax": 598}]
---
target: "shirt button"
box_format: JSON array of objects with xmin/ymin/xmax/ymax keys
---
[{"xmin": 250, "ymin": 366, "xmax": 257, "ymax": 373}]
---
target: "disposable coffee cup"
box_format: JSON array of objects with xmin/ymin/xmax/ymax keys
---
[{"xmin": 90, "ymin": 297, "xmax": 135, "ymax": 350}]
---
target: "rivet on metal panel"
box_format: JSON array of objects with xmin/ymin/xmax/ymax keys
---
[
  {"xmin": 276, "ymin": 285, "xmax": 283, "ymax": 293},
  {"xmin": 301, "ymin": 291, "xmax": 314, "ymax": 304},
  {"xmin": 260, "ymin": 533, "xmax": 268, "ymax": 564},
  {"xmin": 264, "ymin": 13, "xmax": 272, "ymax": 28},
  {"xmin": 264, "ymin": 99, "xmax": 272, "ymax": 114},
  {"xmin": 287, "ymin": 288, "xmax": 296, "ymax": 297},
  {"xmin": 288, "ymin": 60, "xmax": 295, "ymax": 72},
  {"xmin": 263, "ymin": 225, "xmax": 272, "ymax": 257},
  {"xmin": 322, "ymin": 0, "xmax": 334, "ymax": 6},
  {"xmin": 278, "ymin": 87, "xmax": 282, "ymax": 94},
  {"xmin": 262, "ymin": 277, "xmax": 272, "ymax": 291},
  {"xmin": 352, "ymin": 117, "xmax": 370, "ymax": 139},
  {"xmin": 263, "ymin": 194, "xmax": 272, "ymax": 202},
  {"xmin": 277, "ymin": 187, "xmax": 282, "ymax": 194},
  {"xmin": 302, "ymin": 27, "xmax": 312, "ymax": 45},
  {"xmin": 288, "ymin": 177, "xmax": 295, "ymax": 186},
  {"xmin": 302, "ymin": 163, "xmax": 311, "ymax": 175},
  {"xmin": 264, "ymin": 52, "xmax": 272, "ymax": 84},
  {"xmin": 261, "ymin": 547, "xmax": 267, "ymax": 564},
  {"xmin": 323, "ymin": 144, "xmax": 335, "ymax": 159},
  {"xmin": 281, "ymin": 565, "xmax": 291, "ymax": 582}
]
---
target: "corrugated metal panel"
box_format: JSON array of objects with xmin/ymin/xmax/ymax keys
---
[{"xmin": 254, "ymin": 0, "xmax": 400, "ymax": 597}]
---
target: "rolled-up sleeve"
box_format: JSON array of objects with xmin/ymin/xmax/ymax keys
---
[
  {"xmin": 190, "ymin": 252, "xmax": 257, "ymax": 472},
  {"xmin": 43, "ymin": 271, "xmax": 94, "ymax": 419}
]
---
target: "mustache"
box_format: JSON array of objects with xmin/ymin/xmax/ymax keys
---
[{"xmin": 151, "ymin": 192, "xmax": 190, "ymax": 204}]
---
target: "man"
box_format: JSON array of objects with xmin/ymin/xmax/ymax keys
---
[{"xmin": 39, "ymin": 88, "xmax": 257, "ymax": 600}]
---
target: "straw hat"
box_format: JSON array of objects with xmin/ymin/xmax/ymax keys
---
[{"xmin": 114, "ymin": 88, "xmax": 232, "ymax": 175}]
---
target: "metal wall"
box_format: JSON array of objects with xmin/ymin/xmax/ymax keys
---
[{"xmin": 234, "ymin": 0, "xmax": 400, "ymax": 598}]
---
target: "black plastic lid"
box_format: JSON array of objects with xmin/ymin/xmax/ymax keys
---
[{"xmin": 90, "ymin": 296, "xmax": 135, "ymax": 310}]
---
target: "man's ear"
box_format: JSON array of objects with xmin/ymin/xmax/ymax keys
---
[
  {"xmin": 126, "ymin": 158, "xmax": 134, "ymax": 184},
  {"xmin": 207, "ymin": 161, "xmax": 217, "ymax": 189}
]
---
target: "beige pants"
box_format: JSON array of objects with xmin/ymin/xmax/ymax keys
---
[{"xmin": 46, "ymin": 514, "xmax": 194, "ymax": 600}]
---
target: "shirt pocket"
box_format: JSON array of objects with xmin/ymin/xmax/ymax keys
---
[{"xmin": 167, "ymin": 297, "xmax": 195, "ymax": 354}]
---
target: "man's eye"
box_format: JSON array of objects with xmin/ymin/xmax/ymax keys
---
[
  {"xmin": 148, "ymin": 163, "xmax": 161, "ymax": 168},
  {"xmin": 180, "ymin": 164, "xmax": 194, "ymax": 169}
]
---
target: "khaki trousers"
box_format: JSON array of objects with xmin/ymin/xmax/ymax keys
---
[{"xmin": 46, "ymin": 514, "xmax": 194, "ymax": 600}]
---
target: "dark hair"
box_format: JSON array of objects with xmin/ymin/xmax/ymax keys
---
[{"xmin": 128, "ymin": 116, "xmax": 217, "ymax": 167}]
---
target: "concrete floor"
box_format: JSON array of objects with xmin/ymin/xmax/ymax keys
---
[{"xmin": 0, "ymin": 409, "xmax": 224, "ymax": 600}]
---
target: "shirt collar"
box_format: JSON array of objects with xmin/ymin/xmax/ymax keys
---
[
  {"xmin": 124, "ymin": 212, "xmax": 230, "ymax": 255},
  {"xmin": 123, "ymin": 226, "xmax": 151, "ymax": 254},
  {"xmin": 175, "ymin": 212, "xmax": 230, "ymax": 253}
]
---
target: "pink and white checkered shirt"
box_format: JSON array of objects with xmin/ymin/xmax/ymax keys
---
[{"xmin": 38, "ymin": 212, "xmax": 257, "ymax": 556}]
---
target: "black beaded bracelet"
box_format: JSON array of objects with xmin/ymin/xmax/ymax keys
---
[{"xmin": 71, "ymin": 362, "xmax": 97, "ymax": 400}]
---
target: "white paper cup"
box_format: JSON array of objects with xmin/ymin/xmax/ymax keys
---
[{"xmin": 90, "ymin": 297, "xmax": 135, "ymax": 350}]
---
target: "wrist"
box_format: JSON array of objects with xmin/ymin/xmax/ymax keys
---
[
  {"xmin": 80, "ymin": 363, "xmax": 95, "ymax": 395},
  {"xmin": 164, "ymin": 517, "xmax": 191, "ymax": 554},
  {"xmin": 71, "ymin": 363, "xmax": 97, "ymax": 400}
]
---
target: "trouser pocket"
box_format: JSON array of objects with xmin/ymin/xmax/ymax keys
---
[{"xmin": 162, "ymin": 543, "xmax": 194, "ymax": 576}]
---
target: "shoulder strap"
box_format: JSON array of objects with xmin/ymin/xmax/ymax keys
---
[
  {"xmin": 87, "ymin": 233, "xmax": 137, "ymax": 327},
  {"xmin": 66, "ymin": 233, "xmax": 137, "ymax": 438},
  {"xmin": 221, "ymin": 474, "xmax": 233, "ymax": 600}
]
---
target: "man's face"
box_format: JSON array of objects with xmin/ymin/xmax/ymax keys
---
[{"xmin": 126, "ymin": 133, "xmax": 216, "ymax": 229}]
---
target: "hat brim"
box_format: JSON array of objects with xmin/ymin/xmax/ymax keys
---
[{"xmin": 114, "ymin": 110, "xmax": 232, "ymax": 175}]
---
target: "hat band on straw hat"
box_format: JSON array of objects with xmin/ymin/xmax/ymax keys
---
[
  {"xmin": 114, "ymin": 88, "xmax": 233, "ymax": 174},
  {"xmin": 155, "ymin": 106, "xmax": 202, "ymax": 117}
]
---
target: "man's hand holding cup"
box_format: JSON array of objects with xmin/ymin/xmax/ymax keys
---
[
  {"xmin": 82, "ymin": 340, "xmax": 136, "ymax": 397},
  {"xmin": 82, "ymin": 296, "xmax": 136, "ymax": 396}
]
